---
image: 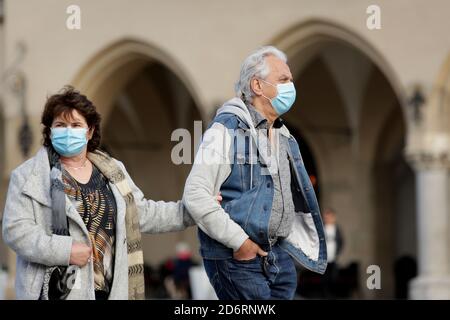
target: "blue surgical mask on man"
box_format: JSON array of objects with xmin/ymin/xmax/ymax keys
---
[
  {"xmin": 51, "ymin": 127, "xmax": 88, "ymax": 157},
  {"xmin": 260, "ymin": 79, "xmax": 296, "ymax": 116}
]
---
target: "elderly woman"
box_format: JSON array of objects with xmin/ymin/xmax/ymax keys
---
[{"xmin": 2, "ymin": 86, "xmax": 218, "ymax": 300}]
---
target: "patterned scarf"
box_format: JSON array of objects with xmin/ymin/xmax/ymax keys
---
[
  {"xmin": 87, "ymin": 150, "xmax": 145, "ymax": 300},
  {"xmin": 48, "ymin": 148, "xmax": 145, "ymax": 300}
]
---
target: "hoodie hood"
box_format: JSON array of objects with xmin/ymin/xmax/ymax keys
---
[
  {"xmin": 216, "ymin": 97, "xmax": 257, "ymax": 136},
  {"xmin": 215, "ymin": 98, "xmax": 261, "ymax": 186},
  {"xmin": 216, "ymin": 97, "xmax": 291, "ymax": 139}
]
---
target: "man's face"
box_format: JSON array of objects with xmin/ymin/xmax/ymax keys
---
[{"xmin": 259, "ymin": 55, "xmax": 294, "ymax": 100}]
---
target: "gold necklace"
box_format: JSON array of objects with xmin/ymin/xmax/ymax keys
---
[{"xmin": 63, "ymin": 158, "xmax": 88, "ymax": 170}]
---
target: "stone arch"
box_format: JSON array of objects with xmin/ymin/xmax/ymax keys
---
[
  {"xmin": 271, "ymin": 19, "xmax": 406, "ymax": 111},
  {"xmin": 71, "ymin": 38, "xmax": 207, "ymax": 123},
  {"xmin": 70, "ymin": 39, "xmax": 204, "ymax": 269},
  {"xmin": 427, "ymin": 52, "xmax": 450, "ymax": 130}
]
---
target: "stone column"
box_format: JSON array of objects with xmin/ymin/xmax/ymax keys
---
[{"xmin": 407, "ymin": 152, "xmax": 450, "ymax": 299}]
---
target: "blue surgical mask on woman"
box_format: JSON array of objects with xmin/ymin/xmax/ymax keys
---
[
  {"xmin": 260, "ymin": 79, "xmax": 296, "ymax": 116},
  {"xmin": 51, "ymin": 127, "xmax": 88, "ymax": 157}
]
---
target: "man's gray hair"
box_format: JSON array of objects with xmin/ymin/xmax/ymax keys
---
[{"xmin": 235, "ymin": 46, "xmax": 287, "ymax": 103}]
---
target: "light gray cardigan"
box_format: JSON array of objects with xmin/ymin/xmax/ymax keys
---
[{"xmin": 1, "ymin": 147, "xmax": 193, "ymax": 300}]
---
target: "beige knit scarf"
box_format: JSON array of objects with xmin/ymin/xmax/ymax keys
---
[{"xmin": 88, "ymin": 150, "xmax": 145, "ymax": 300}]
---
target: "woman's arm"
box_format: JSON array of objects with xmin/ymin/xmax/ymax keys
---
[
  {"xmin": 2, "ymin": 170, "xmax": 73, "ymax": 267},
  {"xmin": 115, "ymin": 161, "xmax": 195, "ymax": 234}
]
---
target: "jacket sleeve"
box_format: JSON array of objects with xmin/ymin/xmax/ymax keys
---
[
  {"xmin": 182, "ymin": 122, "xmax": 249, "ymax": 252},
  {"xmin": 1, "ymin": 170, "xmax": 73, "ymax": 267},
  {"xmin": 115, "ymin": 161, "xmax": 195, "ymax": 234}
]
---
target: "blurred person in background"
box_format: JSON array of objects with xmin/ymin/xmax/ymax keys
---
[
  {"xmin": 164, "ymin": 242, "xmax": 195, "ymax": 299},
  {"xmin": 321, "ymin": 208, "xmax": 344, "ymax": 298}
]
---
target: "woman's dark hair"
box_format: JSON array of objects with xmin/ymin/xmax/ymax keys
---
[{"xmin": 41, "ymin": 86, "xmax": 101, "ymax": 152}]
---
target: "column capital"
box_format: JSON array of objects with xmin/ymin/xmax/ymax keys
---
[
  {"xmin": 405, "ymin": 151, "xmax": 450, "ymax": 170},
  {"xmin": 405, "ymin": 150, "xmax": 450, "ymax": 171},
  {"xmin": 405, "ymin": 129, "xmax": 450, "ymax": 170},
  {"xmin": 405, "ymin": 146, "xmax": 450, "ymax": 170}
]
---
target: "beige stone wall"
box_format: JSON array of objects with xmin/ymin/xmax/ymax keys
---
[{"xmin": 2, "ymin": 0, "xmax": 449, "ymax": 120}]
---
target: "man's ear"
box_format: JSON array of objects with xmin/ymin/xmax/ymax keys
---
[{"xmin": 250, "ymin": 78, "xmax": 263, "ymax": 97}]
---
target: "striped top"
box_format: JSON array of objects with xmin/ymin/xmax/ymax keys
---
[{"xmin": 63, "ymin": 165, "xmax": 117, "ymax": 294}]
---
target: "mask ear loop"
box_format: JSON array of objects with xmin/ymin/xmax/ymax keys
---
[{"xmin": 258, "ymin": 78, "xmax": 277, "ymax": 104}]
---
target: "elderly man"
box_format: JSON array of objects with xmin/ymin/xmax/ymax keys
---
[{"xmin": 183, "ymin": 46, "xmax": 327, "ymax": 300}]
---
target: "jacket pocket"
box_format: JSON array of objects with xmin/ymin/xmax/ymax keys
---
[
  {"xmin": 26, "ymin": 261, "xmax": 45, "ymax": 296},
  {"xmin": 231, "ymin": 255, "xmax": 260, "ymax": 264}
]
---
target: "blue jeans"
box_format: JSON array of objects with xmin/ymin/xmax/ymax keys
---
[{"xmin": 203, "ymin": 243, "xmax": 297, "ymax": 300}]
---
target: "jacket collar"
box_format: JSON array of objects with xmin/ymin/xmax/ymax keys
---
[
  {"xmin": 22, "ymin": 147, "xmax": 52, "ymax": 207},
  {"xmin": 243, "ymin": 104, "xmax": 292, "ymax": 139},
  {"xmin": 20, "ymin": 147, "xmax": 124, "ymax": 239},
  {"xmin": 277, "ymin": 121, "xmax": 292, "ymax": 138}
]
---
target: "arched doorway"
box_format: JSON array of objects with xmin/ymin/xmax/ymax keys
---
[
  {"xmin": 71, "ymin": 40, "xmax": 204, "ymax": 273},
  {"xmin": 361, "ymin": 67, "xmax": 416, "ymax": 299},
  {"xmin": 272, "ymin": 20, "xmax": 412, "ymax": 298}
]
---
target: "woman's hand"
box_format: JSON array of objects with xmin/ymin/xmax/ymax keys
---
[
  {"xmin": 216, "ymin": 192, "xmax": 223, "ymax": 204},
  {"xmin": 69, "ymin": 242, "xmax": 92, "ymax": 267}
]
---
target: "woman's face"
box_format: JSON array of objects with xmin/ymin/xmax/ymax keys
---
[
  {"xmin": 51, "ymin": 109, "xmax": 93, "ymax": 139},
  {"xmin": 50, "ymin": 109, "xmax": 94, "ymax": 157}
]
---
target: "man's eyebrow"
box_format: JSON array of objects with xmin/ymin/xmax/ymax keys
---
[{"xmin": 279, "ymin": 74, "xmax": 293, "ymax": 81}]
